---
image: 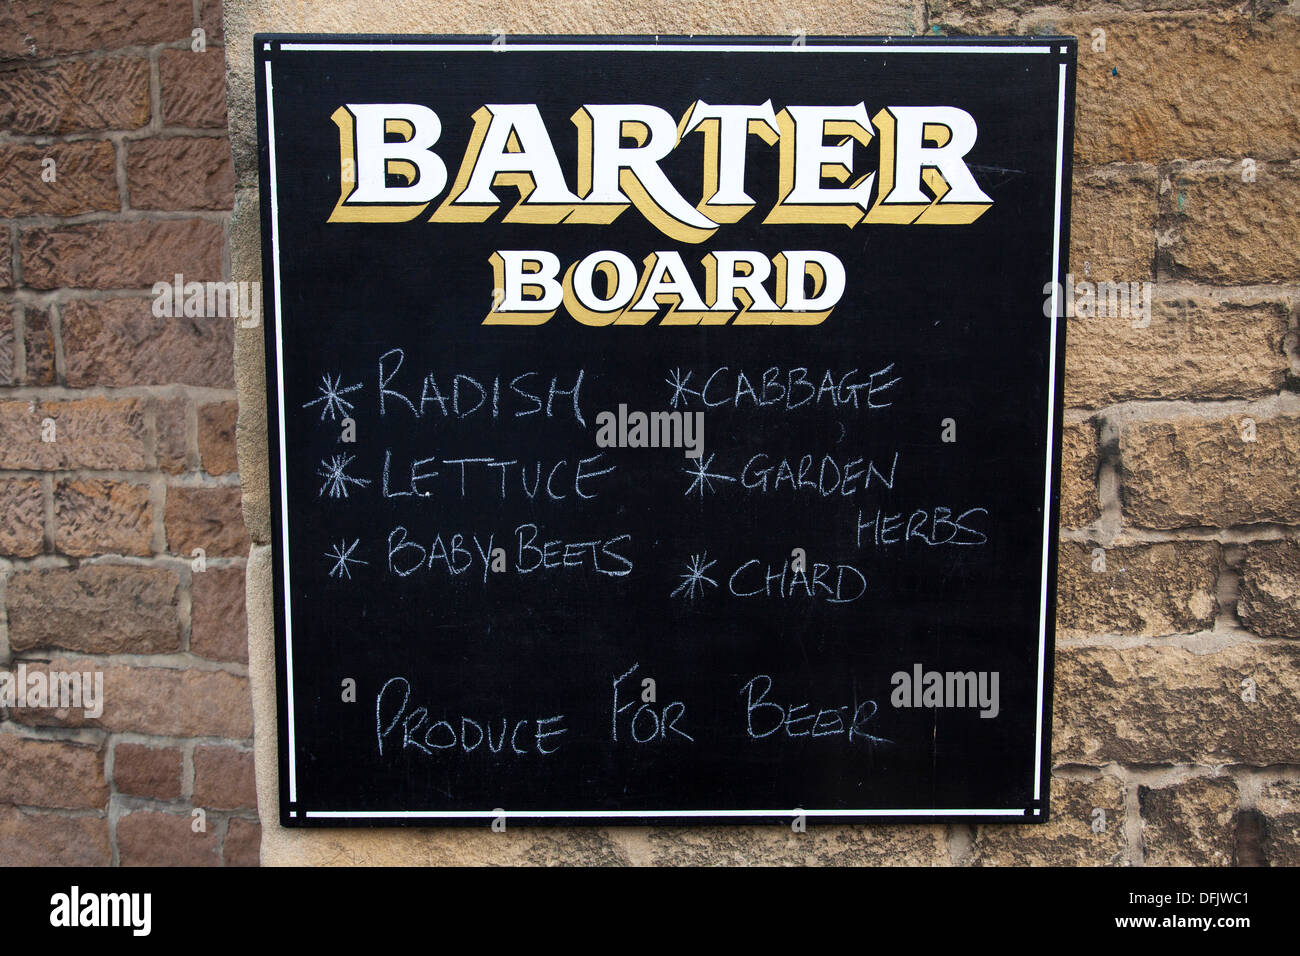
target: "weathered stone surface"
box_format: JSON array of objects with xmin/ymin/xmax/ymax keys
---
[
  {"xmin": 0, "ymin": 304, "xmax": 12, "ymax": 383},
  {"xmin": 1069, "ymin": 166, "xmax": 1156, "ymax": 282},
  {"xmin": 128, "ymin": 137, "xmax": 235, "ymax": 210},
  {"xmin": 0, "ymin": 733, "xmax": 107, "ymax": 809},
  {"xmin": 6, "ymin": 566, "xmax": 180, "ymax": 654},
  {"xmin": 0, "ymin": 0, "xmax": 194, "ymax": 59},
  {"xmin": 53, "ymin": 478, "xmax": 153, "ymax": 557},
  {"xmin": 200, "ymin": 0, "xmax": 226, "ymax": 45},
  {"xmin": 0, "ymin": 142, "xmax": 118, "ymax": 217},
  {"xmin": 1049, "ymin": 14, "xmax": 1300, "ymax": 166},
  {"xmin": 191, "ymin": 567, "xmax": 248, "ymax": 663},
  {"xmin": 193, "ymin": 746, "xmax": 255, "ymax": 809},
  {"xmin": 19, "ymin": 220, "xmax": 224, "ymax": 290},
  {"xmin": 113, "ymin": 743, "xmax": 183, "ymax": 800},
  {"xmin": 22, "ymin": 307, "xmax": 55, "ymax": 386},
  {"xmin": 0, "ymin": 398, "xmax": 149, "ymax": 470},
  {"xmin": 165, "ymin": 486, "xmax": 250, "ymax": 557},
  {"xmin": 264, "ymin": 826, "xmax": 634, "ymax": 867},
  {"xmin": 62, "ymin": 298, "xmax": 235, "ymax": 388},
  {"xmin": 1120, "ymin": 412, "xmax": 1300, "ymax": 528},
  {"xmin": 1064, "ymin": 297, "xmax": 1289, "ymax": 408},
  {"xmin": 973, "ymin": 775, "xmax": 1126, "ymax": 866},
  {"xmin": 1060, "ymin": 420, "xmax": 1100, "ymax": 527},
  {"xmin": 645, "ymin": 823, "xmax": 949, "ymax": 866},
  {"xmin": 156, "ymin": 397, "xmax": 190, "ymax": 474},
  {"xmin": 198, "ymin": 401, "xmax": 238, "ymax": 475},
  {"xmin": 939, "ymin": 0, "xmax": 1242, "ymax": 23},
  {"xmin": 0, "ymin": 56, "xmax": 150, "ymax": 134},
  {"xmin": 1056, "ymin": 541, "xmax": 1219, "ymax": 637},
  {"xmin": 0, "ymin": 232, "xmax": 10, "ymax": 288},
  {"xmin": 1140, "ymin": 776, "xmax": 1238, "ymax": 866},
  {"xmin": 1256, "ymin": 780, "xmax": 1300, "ymax": 867},
  {"xmin": 1237, "ymin": 541, "xmax": 1300, "ymax": 641},
  {"xmin": 117, "ymin": 810, "xmax": 221, "ymax": 866},
  {"xmin": 160, "ymin": 49, "xmax": 230, "ymax": 128},
  {"xmin": 224, "ymin": 818, "xmax": 261, "ymax": 866},
  {"xmin": 0, "ymin": 477, "xmax": 44, "ymax": 557},
  {"xmin": 1159, "ymin": 162, "xmax": 1300, "ymax": 285},
  {"xmin": 1054, "ymin": 642, "xmax": 1300, "ymax": 765},
  {"xmin": 9, "ymin": 657, "xmax": 251, "ymax": 738},
  {"xmin": 0, "ymin": 807, "xmax": 110, "ymax": 865}
]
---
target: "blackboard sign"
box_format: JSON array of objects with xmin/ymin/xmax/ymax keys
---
[{"xmin": 255, "ymin": 35, "xmax": 1075, "ymax": 826}]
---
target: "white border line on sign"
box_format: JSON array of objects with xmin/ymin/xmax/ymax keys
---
[
  {"xmin": 264, "ymin": 59, "xmax": 297, "ymax": 805},
  {"xmin": 263, "ymin": 41, "xmax": 1066, "ymax": 821},
  {"xmin": 1034, "ymin": 62, "xmax": 1069, "ymax": 803},
  {"xmin": 281, "ymin": 43, "xmax": 1054, "ymax": 54},
  {"xmin": 304, "ymin": 808, "xmax": 1024, "ymax": 819}
]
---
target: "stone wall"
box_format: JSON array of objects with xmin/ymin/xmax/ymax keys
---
[
  {"xmin": 0, "ymin": 0, "xmax": 257, "ymax": 865},
  {"xmin": 218, "ymin": 0, "xmax": 1299, "ymax": 866}
]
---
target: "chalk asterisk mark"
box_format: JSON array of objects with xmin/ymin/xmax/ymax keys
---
[
  {"xmin": 671, "ymin": 552, "xmax": 718, "ymax": 600},
  {"xmin": 325, "ymin": 539, "xmax": 368, "ymax": 580},
  {"xmin": 317, "ymin": 454, "xmax": 371, "ymax": 499},
  {"xmin": 665, "ymin": 367, "xmax": 699, "ymax": 408},
  {"xmin": 683, "ymin": 452, "xmax": 734, "ymax": 499},
  {"xmin": 302, "ymin": 372, "xmax": 362, "ymax": 421}
]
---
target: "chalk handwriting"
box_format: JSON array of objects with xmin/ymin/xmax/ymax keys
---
[
  {"xmin": 666, "ymin": 364, "xmax": 900, "ymax": 411},
  {"xmin": 376, "ymin": 677, "xmax": 567, "ymax": 757},
  {"xmin": 377, "ymin": 349, "xmax": 585, "ymax": 425},
  {"xmin": 741, "ymin": 674, "xmax": 890, "ymax": 744}
]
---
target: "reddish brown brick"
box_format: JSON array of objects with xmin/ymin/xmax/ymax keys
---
[
  {"xmin": 191, "ymin": 567, "xmax": 247, "ymax": 663},
  {"xmin": 198, "ymin": 401, "xmax": 238, "ymax": 475},
  {"xmin": 160, "ymin": 49, "xmax": 229, "ymax": 129},
  {"xmin": 0, "ymin": 304, "xmax": 11, "ymax": 383},
  {"xmin": 200, "ymin": 0, "xmax": 225, "ymax": 46},
  {"xmin": 156, "ymin": 396, "xmax": 190, "ymax": 474},
  {"xmin": 11, "ymin": 657, "xmax": 252, "ymax": 738},
  {"xmin": 0, "ymin": 141, "xmax": 118, "ymax": 217},
  {"xmin": 193, "ymin": 746, "xmax": 255, "ymax": 809},
  {"xmin": 224, "ymin": 818, "xmax": 260, "ymax": 866},
  {"xmin": 7, "ymin": 566, "xmax": 180, "ymax": 655},
  {"xmin": 0, "ymin": 477, "xmax": 44, "ymax": 557},
  {"xmin": 53, "ymin": 478, "xmax": 152, "ymax": 557},
  {"xmin": 0, "ymin": 231, "xmax": 11, "ymax": 288},
  {"xmin": 117, "ymin": 810, "xmax": 220, "ymax": 866},
  {"xmin": 0, "ymin": 0, "xmax": 194, "ymax": 59},
  {"xmin": 129, "ymin": 138, "xmax": 234, "ymax": 210},
  {"xmin": 0, "ymin": 398, "xmax": 149, "ymax": 470},
  {"xmin": 62, "ymin": 298, "xmax": 235, "ymax": 388},
  {"xmin": 19, "ymin": 219, "xmax": 224, "ymax": 290},
  {"xmin": 0, "ymin": 56, "xmax": 149, "ymax": 134},
  {"xmin": 166, "ymin": 486, "xmax": 250, "ymax": 557},
  {"xmin": 22, "ymin": 306, "xmax": 56, "ymax": 386},
  {"xmin": 113, "ymin": 743, "xmax": 182, "ymax": 800},
  {"xmin": 0, "ymin": 807, "xmax": 110, "ymax": 865},
  {"xmin": 0, "ymin": 733, "xmax": 107, "ymax": 809}
]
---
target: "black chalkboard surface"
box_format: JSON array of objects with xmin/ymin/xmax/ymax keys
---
[{"xmin": 255, "ymin": 35, "xmax": 1075, "ymax": 826}]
